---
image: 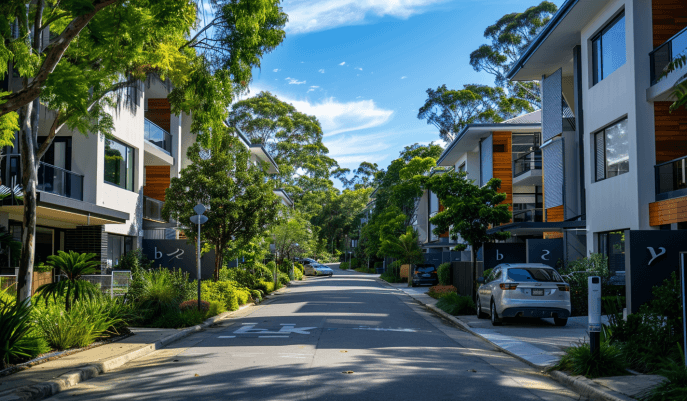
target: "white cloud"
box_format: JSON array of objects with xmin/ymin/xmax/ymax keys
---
[
  {"xmin": 284, "ymin": 0, "xmax": 447, "ymax": 34},
  {"xmin": 306, "ymin": 85, "xmax": 320, "ymax": 93},
  {"xmin": 355, "ymin": 67, "xmax": 363, "ymax": 71},
  {"xmin": 339, "ymin": 61, "xmax": 346, "ymax": 66},
  {"xmin": 286, "ymin": 77, "xmax": 306, "ymax": 85},
  {"xmin": 318, "ymin": 69, "xmax": 325, "ymax": 73},
  {"xmin": 273, "ymin": 68, "xmax": 280, "ymax": 72},
  {"xmin": 401, "ymin": 76, "xmax": 407, "ymax": 79}
]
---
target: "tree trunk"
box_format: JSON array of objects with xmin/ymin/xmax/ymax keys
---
[
  {"xmin": 16, "ymin": 100, "xmax": 40, "ymax": 303},
  {"xmin": 214, "ymin": 244, "xmax": 223, "ymax": 282},
  {"xmin": 471, "ymin": 245, "xmax": 478, "ymax": 301}
]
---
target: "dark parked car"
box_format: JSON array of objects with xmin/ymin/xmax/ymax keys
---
[{"xmin": 411, "ymin": 264, "xmax": 438, "ymax": 287}]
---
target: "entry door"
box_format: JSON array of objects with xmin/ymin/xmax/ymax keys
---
[{"xmin": 35, "ymin": 227, "xmax": 54, "ymax": 265}]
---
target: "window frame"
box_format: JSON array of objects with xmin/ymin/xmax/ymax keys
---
[
  {"xmin": 591, "ymin": 11, "xmax": 626, "ymax": 85},
  {"xmin": 594, "ymin": 117, "xmax": 629, "ymax": 182},
  {"xmin": 104, "ymin": 138, "xmax": 135, "ymax": 192}
]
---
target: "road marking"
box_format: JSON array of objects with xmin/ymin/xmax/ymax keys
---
[
  {"xmin": 280, "ymin": 323, "xmax": 296, "ymax": 325},
  {"xmin": 353, "ymin": 327, "xmax": 418, "ymax": 332},
  {"xmin": 218, "ymin": 336, "xmax": 236, "ymax": 338},
  {"xmin": 259, "ymin": 336, "xmax": 289, "ymax": 338},
  {"xmin": 233, "ymin": 324, "xmax": 317, "ymax": 335}
]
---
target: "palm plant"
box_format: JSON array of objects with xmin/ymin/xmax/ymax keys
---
[{"xmin": 35, "ymin": 251, "xmax": 101, "ymax": 311}]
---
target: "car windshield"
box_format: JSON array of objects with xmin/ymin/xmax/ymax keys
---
[
  {"xmin": 415, "ymin": 266, "xmax": 435, "ymax": 273},
  {"xmin": 507, "ymin": 268, "xmax": 563, "ymax": 282}
]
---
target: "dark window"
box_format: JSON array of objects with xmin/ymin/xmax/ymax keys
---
[
  {"xmin": 595, "ymin": 119, "xmax": 629, "ymax": 181},
  {"xmin": 507, "ymin": 268, "xmax": 563, "ymax": 282},
  {"xmin": 104, "ymin": 139, "xmax": 134, "ymax": 191},
  {"xmin": 592, "ymin": 12, "xmax": 626, "ymax": 85},
  {"xmin": 599, "ymin": 231, "xmax": 625, "ymax": 273},
  {"xmin": 678, "ymin": 222, "xmax": 687, "ymax": 230},
  {"xmin": 493, "ymin": 144, "xmax": 506, "ymax": 153},
  {"xmin": 458, "ymin": 163, "xmax": 466, "ymax": 173}
]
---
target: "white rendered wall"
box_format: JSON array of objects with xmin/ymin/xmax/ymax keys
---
[{"xmin": 580, "ymin": 0, "xmax": 656, "ymax": 253}]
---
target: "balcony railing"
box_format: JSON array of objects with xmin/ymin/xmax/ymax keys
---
[
  {"xmin": 2, "ymin": 155, "xmax": 83, "ymax": 201},
  {"xmin": 650, "ymin": 25, "xmax": 687, "ymax": 85},
  {"xmin": 655, "ymin": 155, "xmax": 687, "ymax": 201},
  {"xmin": 143, "ymin": 196, "xmax": 165, "ymax": 221},
  {"xmin": 512, "ymin": 209, "xmax": 543, "ymax": 223},
  {"xmin": 513, "ymin": 150, "xmax": 542, "ymax": 178},
  {"xmin": 144, "ymin": 118, "xmax": 172, "ymax": 154}
]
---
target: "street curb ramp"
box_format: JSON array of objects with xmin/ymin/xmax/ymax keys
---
[
  {"xmin": 374, "ymin": 278, "xmax": 634, "ymax": 401},
  {"xmin": 0, "ymin": 304, "xmax": 255, "ymax": 401}
]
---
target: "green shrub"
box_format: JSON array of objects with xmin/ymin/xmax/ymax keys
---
[
  {"xmin": 250, "ymin": 289, "xmax": 262, "ymax": 302},
  {"xmin": 482, "ymin": 268, "xmax": 493, "ymax": 279},
  {"xmin": 201, "ymin": 280, "xmax": 252, "ymax": 312},
  {"xmin": 35, "ymin": 297, "xmax": 123, "ymax": 350},
  {"xmin": 350, "ymin": 258, "xmax": 359, "ymax": 269},
  {"xmin": 555, "ymin": 342, "xmax": 628, "ymax": 378},
  {"xmin": 437, "ymin": 263, "xmax": 451, "ymax": 285},
  {"xmin": 427, "ymin": 285, "xmax": 457, "ymax": 299},
  {"xmin": 114, "ymin": 249, "xmax": 154, "ymax": 273},
  {"xmin": 374, "ymin": 261, "xmax": 383, "ymax": 269},
  {"xmin": 179, "ymin": 300, "xmax": 210, "ymax": 312},
  {"xmin": 266, "ymin": 261, "xmax": 277, "ymax": 278},
  {"xmin": 0, "ymin": 291, "xmax": 41, "ymax": 368},
  {"xmin": 644, "ymin": 349, "xmax": 687, "ymax": 401},
  {"xmin": 279, "ymin": 260, "xmax": 293, "ymax": 274},
  {"xmin": 207, "ymin": 301, "xmax": 225, "ymax": 317},
  {"xmin": 293, "ymin": 266, "xmax": 303, "ymax": 281},
  {"xmin": 35, "ymin": 250, "xmax": 101, "ymax": 311},
  {"xmin": 255, "ymin": 280, "xmax": 275, "ymax": 295},
  {"xmin": 150, "ymin": 309, "xmax": 206, "ymax": 328},
  {"xmin": 559, "ymin": 253, "xmax": 610, "ymax": 316},
  {"xmin": 339, "ymin": 262, "xmax": 349, "ymax": 270},
  {"xmin": 219, "ymin": 266, "xmax": 260, "ymax": 289},
  {"xmin": 130, "ymin": 269, "xmax": 194, "ymax": 322},
  {"xmin": 278, "ymin": 272, "xmax": 290, "ymax": 286},
  {"xmin": 436, "ymin": 293, "xmax": 475, "ymax": 315},
  {"xmin": 380, "ymin": 271, "xmax": 403, "ymax": 283}
]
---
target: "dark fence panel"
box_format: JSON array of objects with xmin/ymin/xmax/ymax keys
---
[{"xmin": 451, "ymin": 261, "xmax": 483, "ymax": 297}]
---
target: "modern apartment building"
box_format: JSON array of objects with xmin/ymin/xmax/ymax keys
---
[
  {"xmin": 507, "ymin": 0, "xmax": 687, "ymax": 277},
  {"xmin": 0, "ymin": 72, "xmax": 290, "ymax": 272}
]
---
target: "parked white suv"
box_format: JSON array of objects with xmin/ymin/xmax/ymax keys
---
[{"xmin": 476, "ymin": 263, "xmax": 571, "ymax": 327}]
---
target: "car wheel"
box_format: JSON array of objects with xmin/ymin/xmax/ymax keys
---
[
  {"xmin": 554, "ymin": 317, "xmax": 568, "ymax": 327},
  {"xmin": 490, "ymin": 301, "xmax": 503, "ymax": 326},
  {"xmin": 476, "ymin": 298, "xmax": 487, "ymax": 319}
]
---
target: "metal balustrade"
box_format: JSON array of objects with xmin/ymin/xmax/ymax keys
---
[
  {"xmin": 143, "ymin": 196, "xmax": 165, "ymax": 221},
  {"xmin": 655, "ymin": 155, "xmax": 687, "ymax": 201},
  {"xmin": 513, "ymin": 150, "xmax": 542, "ymax": 178},
  {"xmin": 650, "ymin": 25, "xmax": 687, "ymax": 85},
  {"xmin": 2, "ymin": 155, "xmax": 84, "ymax": 201},
  {"xmin": 512, "ymin": 209, "xmax": 543, "ymax": 223}
]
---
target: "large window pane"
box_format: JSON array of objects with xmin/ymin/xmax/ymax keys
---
[
  {"xmin": 604, "ymin": 119, "xmax": 629, "ymax": 178},
  {"xmin": 592, "ymin": 12, "xmax": 626, "ymax": 85},
  {"xmin": 104, "ymin": 139, "xmax": 134, "ymax": 191}
]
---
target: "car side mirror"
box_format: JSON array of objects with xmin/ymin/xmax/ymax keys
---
[{"xmin": 477, "ymin": 277, "xmax": 485, "ymax": 284}]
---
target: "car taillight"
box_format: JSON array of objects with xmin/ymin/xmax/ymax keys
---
[
  {"xmin": 557, "ymin": 284, "xmax": 570, "ymax": 292},
  {"xmin": 499, "ymin": 283, "xmax": 518, "ymax": 290}
]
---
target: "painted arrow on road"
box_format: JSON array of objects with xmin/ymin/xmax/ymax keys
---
[{"xmin": 232, "ymin": 324, "xmax": 318, "ymax": 335}]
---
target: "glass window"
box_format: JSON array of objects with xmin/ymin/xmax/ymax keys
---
[
  {"xmin": 592, "ymin": 12, "xmax": 626, "ymax": 85},
  {"xmin": 104, "ymin": 139, "xmax": 135, "ymax": 191},
  {"xmin": 511, "ymin": 133, "xmax": 541, "ymax": 160},
  {"xmin": 595, "ymin": 119, "xmax": 629, "ymax": 181},
  {"xmin": 507, "ymin": 268, "xmax": 563, "ymax": 282},
  {"xmin": 599, "ymin": 231, "xmax": 625, "ymax": 273}
]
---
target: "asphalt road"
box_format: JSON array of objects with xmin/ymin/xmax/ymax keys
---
[{"xmin": 48, "ymin": 265, "xmax": 578, "ymax": 401}]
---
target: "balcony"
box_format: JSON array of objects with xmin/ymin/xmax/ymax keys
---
[
  {"xmin": 143, "ymin": 196, "xmax": 165, "ymax": 222},
  {"xmin": 144, "ymin": 118, "xmax": 172, "ymax": 154},
  {"xmin": 512, "ymin": 150, "xmax": 542, "ymax": 186},
  {"xmin": 655, "ymin": 155, "xmax": 687, "ymax": 201},
  {"xmin": 512, "ymin": 209, "xmax": 543, "ymax": 223},
  {"xmin": 2, "ymin": 155, "xmax": 83, "ymax": 201},
  {"xmin": 650, "ymin": 25, "xmax": 687, "ymax": 86}
]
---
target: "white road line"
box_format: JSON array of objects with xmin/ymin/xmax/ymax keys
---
[
  {"xmin": 218, "ymin": 336, "xmax": 236, "ymax": 338},
  {"xmin": 280, "ymin": 323, "xmax": 297, "ymax": 325},
  {"xmin": 259, "ymin": 336, "xmax": 289, "ymax": 338}
]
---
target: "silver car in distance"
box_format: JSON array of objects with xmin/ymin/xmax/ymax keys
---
[{"xmin": 476, "ymin": 263, "xmax": 571, "ymax": 327}]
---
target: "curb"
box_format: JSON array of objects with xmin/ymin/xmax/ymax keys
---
[
  {"xmin": 548, "ymin": 371, "xmax": 634, "ymax": 401},
  {"xmin": 375, "ymin": 278, "xmax": 633, "ymax": 401},
  {"xmin": 0, "ymin": 302, "xmax": 257, "ymax": 401}
]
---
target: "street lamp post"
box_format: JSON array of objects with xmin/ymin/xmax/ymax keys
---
[{"xmin": 190, "ymin": 204, "xmax": 208, "ymax": 311}]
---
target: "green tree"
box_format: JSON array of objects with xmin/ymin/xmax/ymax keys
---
[
  {"xmin": 1, "ymin": 0, "xmax": 286, "ymax": 301},
  {"xmin": 332, "ymin": 161, "xmax": 379, "ymax": 190},
  {"xmin": 418, "ymin": 84, "xmax": 532, "ymax": 142},
  {"xmin": 380, "ymin": 227, "xmax": 423, "ymax": 286},
  {"xmin": 270, "ymin": 210, "xmax": 316, "ymax": 264},
  {"xmin": 228, "ymin": 91, "xmax": 337, "ymax": 197},
  {"xmin": 162, "ymin": 132, "xmax": 281, "ymax": 281},
  {"xmin": 424, "ymin": 171, "xmax": 512, "ymax": 298},
  {"xmin": 469, "ymin": 1, "xmax": 557, "ymax": 108}
]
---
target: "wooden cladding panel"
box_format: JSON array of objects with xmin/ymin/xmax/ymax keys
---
[
  {"xmin": 655, "ymin": 102, "xmax": 687, "ymax": 164},
  {"xmin": 143, "ymin": 165, "xmax": 170, "ymax": 202},
  {"xmin": 546, "ymin": 205, "xmax": 564, "ymax": 222},
  {"xmin": 543, "ymin": 232, "xmax": 564, "ymax": 239},
  {"xmin": 492, "ymin": 132, "xmax": 513, "ymax": 223},
  {"xmin": 146, "ymin": 98, "xmax": 171, "ymax": 133},
  {"xmin": 649, "ymin": 196, "xmax": 687, "ymax": 226},
  {"xmin": 652, "ymin": 0, "xmax": 687, "ymax": 48}
]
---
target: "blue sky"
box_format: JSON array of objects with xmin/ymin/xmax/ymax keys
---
[{"xmin": 246, "ymin": 0, "xmax": 565, "ymax": 187}]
